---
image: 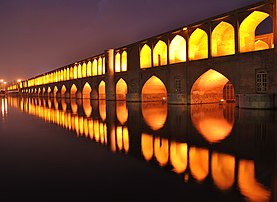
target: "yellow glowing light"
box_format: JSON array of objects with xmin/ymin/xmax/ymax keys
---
[
  {"xmin": 116, "ymin": 101, "xmax": 128, "ymax": 124},
  {"xmin": 82, "ymin": 82, "xmax": 91, "ymax": 99},
  {"xmin": 121, "ymin": 51, "xmax": 127, "ymax": 71},
  {"xmin": 99, "ymin": 100, "xmax": 106, "ymax": 121},
  {"xmin": 211, "ymin": 152, "xmax": 235, "ymax": 190},
  {"xmin": 98, "ymin": 57, "xmax": 103, "ymax": 75},
  {"xmin": 169, "ymin": 35, "xmax": 186, "ymax": 64},
  {"xmin": 83, "ymin": 99, "xmax": 92, "ymax": 117},
  {"xmin": 212, "ymin": 21, "xmax": 235, "ymax": 57},
  {"xmin": 98, "ymin": 80, "xmax": 105, "ymax": 100},
  {"xmin": 92, "ymin": 59, "xmax": 98, "ymax": 76},
  {"xmin": 153, "ymin": 40, "xmax": 167, "ymax": 66},
  {"xmin": 87, "ymin": 61, "xmax": 92, "ymax": 77},
  {"xmin": 142, "ymin": 101, "xmax": 167, "ymax": 131},
  {"xmin": 189, "ymin": 147, "xmax": 209, "ymax": 182},
  {"xmin": 141, "ymin": 133, "xmax": 154, "ymax": 161},
  {"xmin": 82, "ymin": 62, "xmax": 87, "ymax": 78},
  {"xmin": 238, "ymin": 160, "xmax": 271, "ymax": 202},
  {"xmin": 170, "ymin": 142, "xmax": 188, "ymax": 174},
  {"xmin": 154, "ymin": 137, "xmax": 169, "ymax": 167},
  {"xmin": 116, "ymin": 78, "xmax": 127, "ymax": 100},
  {"xmin": 70, "ymin": 84, "xmax": 77, "ymax": 98},
  {"xmin": 240, "ymin": 11, "xmax": 270, "ymax": 53},
  {"xmin": 115, "ymin": 53, "xmax": 121, "ymax": 72},
  {"xmin": 189, "ymin": 28, "xmax": 208, "ymax": 60},
  {"xmin": 140, "ymin": 44, "xmax": 152, "ymax": 68}
]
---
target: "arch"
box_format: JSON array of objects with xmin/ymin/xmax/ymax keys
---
[
  {"xmin": 153, "ymin": 40, "xmax": 167, "ymax": 66},
  {"xmin": 82, "ymin": 62, "xmax": 87, "ymax": 78},
  {"xmin": 53, "ymin": 86, "xmax": 58, "ymax": 97},
  {"xmin": 77, "ymin": 64, "xmax": 82, "ymax": 78},
  {"xmin": 98, "ymin": 80, "xmax": 105, "ymax": 100},
  {"xmin": 73, "ymin": 65, "xmax": 78, "ymax": 79},
  {"xmin": 142, "ymin": 75, "xmax": 167, "ymax": 102},
  {"xmin": 169, "ymin": 35, "xmax": 186, "ymax": 64},
  {"xmin": 98, "ymin": 57, "xmax": 103, "ymax": 75},
  {"xmin": 83, "ymin": 82, "xmax": 92, "ymax": 99},
  {"xmin": 92, "ymin": 59, "xmax": 98, "ymax": 76},
  {"xmin": 116, "ymin": 78, "xmax": 127, "ymax": 100},
  {"xmin": 189, "ymin": 28, "xmax": 208, "ymax": 60},
  {"xmin": 70, "ymin": 84, "xmax": 77, "ymax": 98},
  {"xmin": 140, "ymin": 44, "xmax": 152, "ymax": 68},
  {"xmin": 255, "ymin": 40, "xmax": 269, "ymax": 50},
  {"xmin": 240, "ymin": 11, "xmax": 272, "ymax": 53},
  {"xmin": 87, "ymin": 61, "xmax": 92, "ymax": 77},
  {"xmin": 212, "ymin": 21, "xmax": 235, "ymax": 57},
  {"xmin": 70, "ymin": 67, "xmax": 74, "ymax": 80},
  {"xmin": 61, "ymin": 85, "xmax": 66, "ymax": 96},
  {"xmin": 60, "ymin": 70, "xmax": 63, "ymax": 81},
  {"xmin": 115, "ymin": 52, "xmax": 121, "ymax": 72},
  {"xmin": 121, "ymin": 51, "xmax": 127, "ymax": 71},
  {"xmin": 190, "ymin": 69, "xmax": 233, "ymax": 104}
]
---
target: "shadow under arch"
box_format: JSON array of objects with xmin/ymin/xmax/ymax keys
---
[
  {"xmin": 142, "ymin": 75, "xmax": 167, "ymax": 102},
  {"xmin": 190, "ymin": 69, "xmax": 235, "ymax": 104}
]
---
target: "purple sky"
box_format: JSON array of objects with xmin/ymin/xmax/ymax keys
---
[{"xmin": 0, "ymin": 0, "xmax": 262, "ymax": 82}]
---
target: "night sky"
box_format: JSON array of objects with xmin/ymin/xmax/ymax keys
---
[{"xmin": 0, "ymin": 0, "xmax": 262, "ymax": 82}]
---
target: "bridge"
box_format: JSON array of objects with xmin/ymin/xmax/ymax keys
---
[{"xmin": 7, "ymin": 0, "xmax": 277, "ymax": 109}]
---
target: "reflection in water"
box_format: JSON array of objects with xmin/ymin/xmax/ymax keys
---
[
  {"xmin": 191, "ymin": 104, "xmax": 235, "ymax": 143},
  {"xmin": 7, "ymin": 97, "xmax": 275, "ymax": 202},
  {"xmin": 142, "ymin": 102, "xmax": 167, "ymax": 130},
  {"xmin": 1, "ymin": 98, "xmax": 8, "ymax": 117}
]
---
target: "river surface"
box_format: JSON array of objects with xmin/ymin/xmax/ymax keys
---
[{"xmin": 0, "ymin": 96, "xmax": 276, "ymax": 201}]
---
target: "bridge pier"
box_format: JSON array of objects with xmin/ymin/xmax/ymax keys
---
[
  {"xmin": 126, "ymin": 93, "xmax": 141, "ymax": 102},
  {"xmin": 238, "ymin": 94, "xmax": 274, "ymax": 109},
  {"xmin": 167, "ymin": 93, "xmax": 187, "ymax": 104},
  {"xmin": 105, "ymin": 49, "xmax": 116, "ymax": 101}
]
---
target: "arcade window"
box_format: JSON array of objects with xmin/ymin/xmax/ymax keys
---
[
  {"xmin": 175, "ymin": 79, "xmax": 181, "ymax": 92},
  {"xmin": 256, "ymin": 72, "xmax": 267, "ymax": 93}
]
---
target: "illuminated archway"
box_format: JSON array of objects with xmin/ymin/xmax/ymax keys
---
[
  {"xmin": 78, "ymin": 64, "xmax": 82, "ymax": 78},
  {"xmin": 121, "ymin": 51, "xmax": 127, "ymax": 71},
  {"xmin": 98, "ymin": 57, "xmax": 103, "ymax": 75},
  {"xmin": 83, "ymin": 99, "xmax": 92, "ymax": 117},
  {"xmin": 47, "ymin": 87, "xmax": 51, "ymax": 96},
  {"xmin": 83, "ymin": 82, "xmax": 92, "ymax": 99},
  {"xmin": 98, "ymin": 81, "xmax": 105, "ymax": 100},
  {"xmin": 61, "ymin": 85, "xmax": 66, "ymax": 97},
  {"xmin": 240, "ymin": 11, "xmax": 272, "ymax": 52},
  {"xmin": 82, "ymin": 62, "xmax": 87, "ymax": 78},
  {"xmin": 189, "ymin": 28, "xmax": 208, "ymax": 60},
  {"xmin": 70, "ymin": 84, "xmax": 77, "ymax": 98},
  {"xmin": 70, "ymin": 67, "xmax": 74, "ymax": 80},
  {"xmin": 140, "ymin": 44, "xmax": 152, "ymax": 68},
  {"xmin": 92, "ymin": 59, "xmax": 97, "ymax": 76},
  {"xmin": 212, "ymin": 21, "xmax": 235, "ymax": 57},
  {"xmin": 169, "ymin": 35, "xmax": 186, "ymax": 64},
  {"xmin": 153, "ymin": 40, "xmax": 167, "ymax": 66},
  {"xmin": 53, "ymin": 86, "xmax": 58, "ymax": 97},
  {"xmin": 142, "ymin": 76, "xmax": 167, "ymax": 102},
  {"xmin": 115, "ymin": 53, "xmax": 121, "ymax": 72},
  {"xmin": 73, "ymin": 65, "xmax": 78, "ymax": 79},
  {"xmin": 87, "ymin": 61, "xmax": 92, "ymax": 76},
  {"xmin": 142, "ymin": 102, "xmax": 167, "ymax": 131},
  {"xmin": 255, "ymin": 40, "xmax": 269, "ymax": 50},
  {"xmin": 190, "ymin": 69, "xmax": 233, "ymax": 104},
  {"xmin": 116, "ymin": 78, "xmax": 127, "ymax": 100}
]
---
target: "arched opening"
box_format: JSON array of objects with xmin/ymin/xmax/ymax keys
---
[
  {"xmin": 78, "ymin": 64, "xmax": 82, "ymax": 78},
  {"xmin": 190, "ymin": 69, "xmax": 234, "ymax": 104},
  {"xmin": 121, "ymin": 51, "xmax": 127, "ymax": 71},
  {"xmin": 73, "ymin": 65, "xmax": 78, "ymax": 79},
  {"xmin": 53, "ymin": 86, "xmax": 58, "ymax": 97},
  {"xmin": 116, "ymin": 78, "xmax": 127, "ymax": 100},
  {"xmin": 83, "ymin": 82, "xmax": 92, "ymax": 99},
  {"xmin": 153, "ymin": 40, "xmax": 167, "ymax": 66},
  {"xmin": 142, "ymin": 75, "xmax": 167, "ymax": 102},
  {"xmin": 92, "ymin": 59, "xmax": 98, "ymax": 76},
  {"xmin": 83, "ymin": 99, "xmax": 92, "ymax": 117},
  {"xmin": 70, "ymin": 67, "xmax": 74, "ymax": 80},
  {"xmin": 82, "ymin": 62, "xmax": 87, "ymax": 78},
  {"xmin": 189, "ymin": 28, "xmax": 208, "ymax": 60},
  {"xmin": 240, "ymin": 11, "xmax": 273, "ymax": 52},
  {"xmin": 60, "ymin": 70, "xmax": 63, "ymax": 81},
  {"xmin": 87, "ymin": 61, "xmax": 92, "ymax": 77},
  {"xmin": 212, "ymin": 22, "xmax": 235, "ymax": 57},
  {"xmin": 142, "ymin": 102, "xmax": 167, "ymax": 131},
  {"xmin": 47, "ymin": 87, "xmax": 51, "ymax": 96},
  {"xmin": 169, "ymin": 35, "xmax": 186, "ymax": 64},
  {"xmin": 61, "ymin": 85, "xmax": 66, "ymax": 97},
  {"xmin": 115, "ymin": 52, "xmax": 121, "ymax": 72},
  {"xmin": 70, "ymin": 84, "xmax": 77, "ymax": 98},
  {"xmin": 140, "ymin": 44, "xmax": 152, "ymax": 68},
  {"xmin": 98, "ymin": 81, "xmax": 105, "ymax": 100},
  {"xmin": 98, "ymin": 57, "xmax": 103, "ymax": 75}
]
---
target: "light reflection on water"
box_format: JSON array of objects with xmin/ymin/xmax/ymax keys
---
[{"xmin": 4, "ymin": 96, "xmax": 277, "ymax": 201}]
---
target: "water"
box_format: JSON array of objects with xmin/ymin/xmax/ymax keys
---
[{"xmin": 0, "ymin": 96, "xmax": 276, "ymax": 201}]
